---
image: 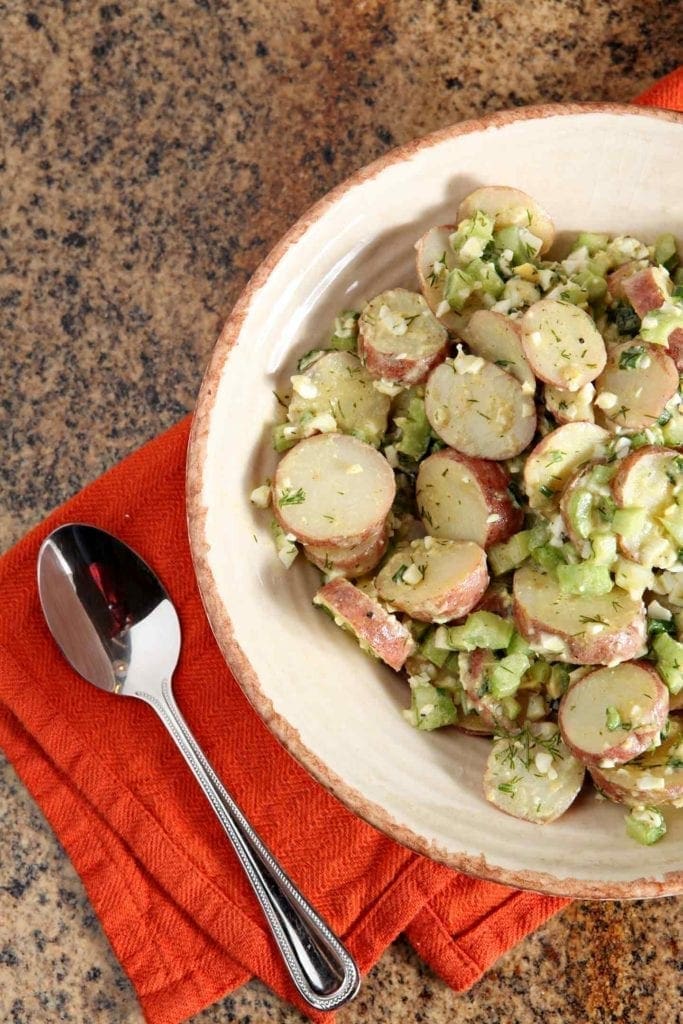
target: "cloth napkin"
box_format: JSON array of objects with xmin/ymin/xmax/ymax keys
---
[{"xmin": 1, "ymin": 73, "xmax": 680, "ymax": 1024}]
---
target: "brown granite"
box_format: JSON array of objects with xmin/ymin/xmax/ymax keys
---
[{"xmin": 1, "ymin": 1, "xmax": 682, "ymax": 1022}]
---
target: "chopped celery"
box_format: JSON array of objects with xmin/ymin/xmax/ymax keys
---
[
  {"xmin": 588, "ymin": 250, "xmax": 612, "ymax": 277},
  {"xmin": 270, "ymin": 520, "xmax": 298, "ymax": 568},
  {"xmin": 329, "ymin": 310, "xmax": 359, "ymax": 350},
  {"xmin": 439, "ymin": 611, "xmax": 514, "ymax": 652},
  {"xmin": 554, "ymin": 282, "xmax": 589, "ymax": 306},
  {"xmin": 573, "ymin": 268, "xmax": 607, "ymax": 301},
  {"xmin": 409, "ymin": 684, "xmax": 458, "ymax": 731},
  {"xmin": 575, "ymin": 232, "xmax": 610, "ymax": 256},
  {"xmin": 654, "ymin": 233, "xmax": 679, "ymax": 273},
  {"xmin": 488, "ymin": 530, "xmax": 531, "ymax": 575},
  {"xmin": 625, "ymin": 806, "xmax": 667, "ymax": 846},
  {"xmin": 557, "ymin": 561, "xmax": 612, "ymax": 597},
  {"xmin": 614, "ymin": 557, "xmax": 652, "ymax": 599},
  {"xmin": 272, "ymin": 422, "xmax": 300, "ymax": 452},
  {"xmin": 493, "ymin": 225, "xmax": 537, "ymax": 265},
  {"xmin": 419, "ymin": 628, "xmax": 450, "ymax": 668},
  {"xmin": 612, "ymin": 507, "xmax": 647, "ymax": 541},
  {"xmin": 449, "ymin": 210, "xmax": 495, "ymax": 258},
  {"xmin": 395, "ymin": 395, "xmax": 431, "ymax": 461},
  {"xmin": 465, "ymin": 258, "xmax": 505, "ymax": 298},
  {"xmin": 507, "ymin": 631, "xmax": 531, "ymax": 658},
  {"xmin": 566, "ymin": 487, "xmax": 594, "ymax": 540},
  {"xmin": 500, "ymin": 695, "xmax": 521, "ymax": 721},
  {"xmin": 591, "ymin": 532, "xmax": 617, "ymax": 566},
  {"xmin": 640, "ymin": 305, "xmax": 683, "ymax": 346},
  {"xmin": 530, "ymin": 544, "xmax": 567, "ymax": 575},
  {"xmin": 546, "ymin": 664, "xmax": 570, "ymax": 699},
  {"xmin": 653, "ymin": 632, "xmax": 683, "ymax": 695},
  {"xmin": 662, "ymin": 511, "xmax": 683, "ymax": 548},
  {"xmin": 662, "ymin": 411, "xmax": 683, "ymax": 446},
  {"xmin": 489, "ymin": 651, "xmax": 531, "ymax": 699},
  {"xmin": 527, "ymin": 521, "xmax": 550, "ymax": 549},
  {"xmin": 444, "ymin": 267, "xmax": 477, "ymax": 311},
  {"xmin": 527, "ymin": 661, "xmax": 551, "ymax": 686}
]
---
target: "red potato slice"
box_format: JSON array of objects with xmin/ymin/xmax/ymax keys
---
[
  {"xmin": 313, "ymin": 577, "xmax": 415, "ymax": 671},
  {"xmin": 606, "ymin": 260, "xmax": 646, "ymax": 302},
  {"xmin": 622, "ymin": 266, "xmax": 671, "ymax": 318},
  {"xmin": 594, "ymin": 341, "xmax": 678, "ymax": 431},
  {"xmin": 456, "ymin": 186, "xmax": 555, "ymax": 254},
  {"xmin": 513, "ymin": 564, "xmax": 646, "ymax": 665},
  {"xmin": 544, "ymin": 382, "xmax": 595, "ymax": 424},
  {"xmin": 304, "ymin": 522, "xmax": 390, "ymax": 577},
  {"xmin": 415, "ymin": 225, "xmax": 466, "ymax": 334},
  {"xmin": 559, "ymin": 662, "xmax": 669, "ymax": 768},
  {"xmin": 474, "ymin": 581, "xmax": 514, "ymax": 620},
  {"xmin": 375, "ymin": 537, "xmax": 488, "ymax": 623},
  {"xmin": 665, "ymin": 326, "xmax": 683, "ymax": 371},
  {"xmin": 358, "ymin": 288, "xmax": 449, "ymax": 385},
  {"xmin": 520, "ymin": 299, "xmax": 606, "ymax": 392},
  {"xmin": 460, "ymin": 310, "xmax": 535, "ymax": 391},
  {"xmin": 287, "ymin": 351, "xmax": 390, "ymax": 447},
  {"xmin": 612, "ymin": 446, "xmax": 681, "ymax": 569},
  {"xmin": 273, "ymin": 433, "xmax": 395, "ymax": 549},
  {"xmin": 415, "ymin": 448, "xmax": 522, "ymax": 549},
  {"xmin": 523, "ymin": 422, "xmax": 609, "ymax": 512},
  {"xmin": 590, "ymin": 719, "xmax": 683, "ymax": 807},
  {"xmin": 425, "ymin": 358, "xmax": 536, "ymax": 461},
  {"xmin": 484, "ymin": 722, "xmax": 585, "ymax": 824}
]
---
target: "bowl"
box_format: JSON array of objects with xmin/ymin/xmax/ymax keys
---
[{"xmin": 187, "ymin": 103, "xmax": 683, "ymax": 899}]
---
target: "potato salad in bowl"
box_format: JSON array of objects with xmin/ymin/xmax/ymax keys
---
[{"xmin": 251, "ymin": 185, "xmax": 683, "ymax": 847}]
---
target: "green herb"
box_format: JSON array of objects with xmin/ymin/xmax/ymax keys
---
[
  {"xmin": 658, "ymin": 409, "xmax": 673, "ymax": 427},
  {"xmin": 495, "ymin": 359, "xmax": 512, "ymax": 368},
  {"xmin": 667, "ymin": 756, "xmax": 683, "ymax": 770},
  {"xmin": 403, "ymin": 313, "xmax": 421, "ymax": 328},
  {"xmin": 618, "ymin": 345, "xmax": 645, "ymax": 371},
  {"xmin": 539, "ymin": 484, "xmax": 556, "ymax": 499},
  {"xmin": 615, "ymin": 404, "xmax": 630, "ymax": 421},
  {"xmin": 612, "ymin": 302, "xmax": 641, "ymax": 337},
  {"xmin": 273, "ymin": 390, "xmax": 288, "ymax": 408},
  {"xmin": 579, "ymin": 614, "xmax": 609, "ymax": 626},
  {"xmin": 278, "ymin": 487, "xmax": 306, "ymax": 506},
  {"xmin": 647, "ymin": 617, "xmax": 676, "ymax": 638},
  {"xmin": 497, "ymin": 777, "xmax": 522, "ymax": 797},
  {"xmin": 545, "ymin": 450, "xmax": 566, "ymax": 467},
  {"xmin": 392, "ymin": 564, "xmax": 409, "ymax": 583}
]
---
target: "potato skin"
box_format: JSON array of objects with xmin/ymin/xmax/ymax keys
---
[
  {"xmin": 304, "ymin": 523, "xmax": 389, "ymax": 577},
  {"xmin": 589, "ymin": 720, "xmax": 683, "ymax": 805},
  {"xmin": 666, "ymin": 327, "xmax": 683, "ymax": 371},
  {"xmin": 415, "ymin": 448, "xmax": 522, "ymax": 549},
  {"xmin": 512, "ymin": 566, "xmax": 647, "ymax": 665},
  {"xmin": 596, "ymin": 342, "xmax": 678, "ymax": 431},
  {"xmin": 606, "ymin": 260, "xmax": 642, "ymax": 301},
  {"xmin": 358, "ymin": 288, "xmax": 449, "ymax": 385},
  {"xmin": 313, "ymin": 577, "xmax": 416, "ymax": 671},
  {"xmin": 375, "ymin": 540, "xmax": 489, "ymax": 622},
  {"xmin": 622, "ymin": 267, "xmax": 670, "ymax": 317},
  {"xmin": 558, "ymin": 662, "xmax": 668, "ymax": 767}
]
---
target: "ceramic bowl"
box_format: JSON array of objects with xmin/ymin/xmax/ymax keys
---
[{"xmin": 187, "ymin": 103, "xmax": 683, "ymax": 898}]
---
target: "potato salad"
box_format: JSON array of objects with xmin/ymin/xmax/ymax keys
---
[{"xmin": 252, "ymin": 185, "xmax": 683, "ymax": 845}]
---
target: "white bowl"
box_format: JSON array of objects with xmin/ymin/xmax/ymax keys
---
[{"xmin": 187, "ymin": 103, "xmax": 683, "ymax": 898}]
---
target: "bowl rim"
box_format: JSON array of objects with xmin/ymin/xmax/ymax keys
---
[{"xmin": 186, "ymin": 101, "xmax": 683, "ymax": 900}]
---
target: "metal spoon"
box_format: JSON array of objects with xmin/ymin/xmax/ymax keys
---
[{"xmin": 37, "ymin": 522, "xmax": 360, "ymax": 1011}]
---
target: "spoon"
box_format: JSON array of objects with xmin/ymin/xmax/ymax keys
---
[{"xmin": 37, "ymin": 522, "xmax": 360, "ymax": 1011}]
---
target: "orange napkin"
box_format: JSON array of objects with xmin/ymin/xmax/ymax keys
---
[{"xmin": 1, "ymin": 76, "xmax": 680, "ymax": 1024}]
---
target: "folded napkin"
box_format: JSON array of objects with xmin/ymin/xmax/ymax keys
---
[{"xmin": 1, "ymin": 75, "xmax": 680, "ymax": 1024}]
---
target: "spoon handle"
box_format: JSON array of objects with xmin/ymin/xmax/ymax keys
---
[{"xmin": 138, "ymin": 678, "xmax": 360, "ymax": 1011}]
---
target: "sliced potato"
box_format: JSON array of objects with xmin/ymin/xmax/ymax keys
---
[
  {"xmin": 375, "ymin": 537, "xmax": 488, "ymax": 623},
  {"xmin": 666, "ymin": 326, "xmax": 683, "ymax": 371},
  {"xmin": 414, "ymin": 225, "xmax": 465, "ymax": 333},
  {"xmin": 484, "ymin": 722, "xmax": 585, "ymax": 824},
  {"xmin": 513, "ymin": 564, "xmax": 646, "ymax": 665},
  {"xmin": 456, "ymin": 186, "xmax": 555, "ymax": 254},
  {"xmin": 606, "ymin": 260, "xmax": 646, "ymax": 302},
  {"xmin": 544, "ymin": 382, "xmax": 595, "ymax": 424},
  {"xmin": 460, "ymin": 309, "xmax": 535, "ymax": 390},
  {"xmin": 595, "ymin": 341, "xmax": 678, "ymax": 431},
  {"xmin": 612, "ymin": 446, "xmax": 683, "ymax": 569},
  {"xmin": 273, "ymin": 433, "xmax": 395, "ymax": 548},
  {"xmin": 558, "ymin": 662, "xmax": 669, "ymax": 767},
  {"xmin": 288, "ymin": 351, "xmax": 390, "ymax": 447},
  {"xmin": 313, "ymin": 577, "xmax": 415, "ymax": 671},
  {"xmin": 622, "ymin": 266, "xmax": 671, "ymax": 318},
  {"xmin": 425, "ymin": 358, "xmax": 536, "ymax": 460},
  {"xmin": 520, "ymin": 299, "xmax": 606, "ymax": 391},
  {"xmin": 523, "ymin": 422, "xmax": 609, "ymax": 512},
  {"xmin": 304, "ymin": 522, "xmax": 389, "ymax": 577},
  {"xmin": 415, "ymin": 449, "xmax": 522, "ymax": 549},
  {"xmin": 358, "ymin": 288, "xmax": 449, "ymax": 385},
  {"xmin": 590, "ymin": 719, "xmax": 683, "ymax": 806}
]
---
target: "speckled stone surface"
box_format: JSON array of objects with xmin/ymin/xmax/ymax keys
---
[{"xmin": 1, "ymin": 1, "xmax": 682, "ymax": 1022}]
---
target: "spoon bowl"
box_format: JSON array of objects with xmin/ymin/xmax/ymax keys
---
[{"xmin": 37, "ymin": 523, "xmax": 360, "ymax": 1011}]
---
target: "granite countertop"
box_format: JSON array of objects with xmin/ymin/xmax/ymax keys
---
[{"xmin": 1, "ymin": 2, "xmax": 682, "ymax": 1021}]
